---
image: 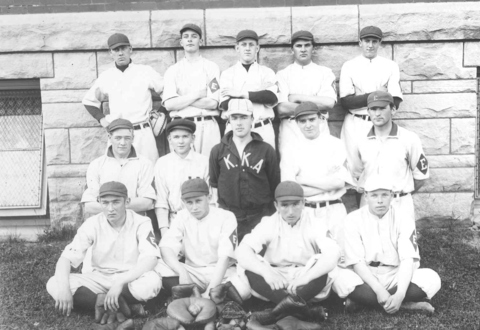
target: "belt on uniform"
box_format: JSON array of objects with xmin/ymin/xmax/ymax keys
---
[
  {"xmin": 394, "ymin": 192, "xmax": 409, "ymax": 198},
  {"xmin": 348, "ymin": 111, "xmax": 371, "ymax": 121},
  {"xmin": 133, "ymin": 122, "xmax": 151, "ymax": 130},
  {"xmin": 176, "ymin": 115, "xmax": 216, "ymax": 122},
  {"xmin": 304, "ymin": 199, "xmax": 343, "ymax": 209},
  {"xmin": 254, "ymin": 118, "xmax": 272, "ymax": 128},
  {"xmin": 369, "ymin": 261, "xmax": 381, "ymax": 267}
]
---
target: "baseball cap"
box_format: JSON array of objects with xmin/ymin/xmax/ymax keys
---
[
  {"xmin": 181, "ymin": 178, "xmax": 209, "ymax": 199},
  {"xmin": 294, "ymin": 101, "xmax": 321, "ymax": 119},
  {"xmin": 107, "ymin": 118, "xmax": 134, "ymax": 133},
  {"xmin": 166, "ymin": 119, "xmax": 196, "ymax": 135},
  {"xmin": 236, "ymin": 30, "xmax": 259, "ymax": 42},
  {"xmin": 360, "ymin": 26, "xmax": 383, "ymax": 40},
  {"xmin": 227, "ymin": 99, "xmax": 253, "ymax": 117},
  {"xmin": 99, "ymin": 181, "xmax": 128, "ymax": 198},
  {"xmin": 180, "ymin": 23, "xmax": 202, "ymax": 38},
  {"xmin": 275, "ymin": 181, "xmax": 304, "ymax": 202},
  {"xmin": 364, "ymin": 175, "xmax": 393, "ymax": 192},
  {"xmin": 367, "ymin": 91, "xmax": 394, "ymax": 108},
  {"xmin": 108, "ymin": 33, "xmax": 130, "ymax": 49},
  {"xmin": 291, "ymin": 30, "xmax": 314, "ymax": 45}
]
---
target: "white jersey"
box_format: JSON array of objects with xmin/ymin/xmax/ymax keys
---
[
  {"xmin": 339, "ymin": 55, "xmax": 402, "ymax": 115},
  {"xmin": 162, "ymin": 56, "xmax": 220, "ymax": 118}
]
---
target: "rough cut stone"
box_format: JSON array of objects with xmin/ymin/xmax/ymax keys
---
[
  {"xmin": 0, "ymin": 11, "xmax": 150, "ymax": 52},
  {"xmin": 97, "ymin": 50, "xmax": 175, "ymax": 76},
  {"xmin": 205, "ymin": 8, "xmax": 290, "ymax": 46},
  {"xmin": 41, "ymin": 53, "xmax": 97, "ymax": 90},
  {"xmin": 360, "ymin": 3, "xmax": 480, "ymax": 42},
  {"xmin": 395, "ymin": 43, "xmax": 476, "ymax": 81},
  {"xmin": 48, "ymin": 177, "xmax": 86, "ymax": 225},
  {"xmin": 292, "ymin": 6, "xmax": 358, "ymax": 43},
  {"xmin": 177, "ymin": 48, "xmax": 238, "ymax": 72},
  {"xmin": 44, "ymin": 129, "xmax": 69, "ymax": 165},
  {"xmin": 395, "ymin": 93, "xmax": 476, "ymax": 119},
  {"xmin": 400, "ymin": 81, "xmax": 412, "ymax": 94},
  {"xmin": 151, "ymin": 10, "xmax": 204, "ymax": 48},
  {"xmin": 0, "ymin": 53, "xmax": 53, "ymax": 79},
  {"xmin": 451, "ymin": 118, "xmax": 475, "ymax": 154},
  {"xmin": 41, "ymin": 90, "xmax": 88, "ymax": 104},
  {"xmin": 414, "ymin": 192, "xmax": 473, "ymax": 221},
  {"xmin": 69, "ymin": 127, "xmax": 108, "ymax": 164},
  {"xmin": 428, "ymin": 155, "xmax": 475, "ymax": 168},
  {"xmin": 47, "ymin": 164, "xmax": 89, "ymax": 178},
  {"xmin": 419, "ymin": 168, "xmax": 474, "ymax": 193},
  {"xmin": 464, "ymin": 42, "xmax": 480, "ymax": 66},
  {"xmin": 43, "ymin": 103, "xmax": 99, "ymax": 129},
  {"xmin": 395, "ymin": 119, "xmax": 449, "ymax": 155},
  {"xmin": 412, "ymin": 80, "xmax": 477, "ymax": 94}
]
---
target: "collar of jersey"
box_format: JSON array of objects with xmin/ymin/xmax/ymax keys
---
[
  {"xmin": 106, "ymin": 145, "xmax": 138, "ymax": 159},
  {"xmin": 367, "ymin": 123, "xmax": 398, "ymax": 138},
  {"xmin": 222, "ymin": 130, "xmax": 263, "ymax": 145},
  {"xmin": 293, "ymin": 61, "xmax": 314, "ymax": 69}
]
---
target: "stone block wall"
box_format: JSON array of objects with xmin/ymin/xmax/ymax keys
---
[{"xmin": 0, "ymin": 2, "xmax": 476, "ymax": 225}]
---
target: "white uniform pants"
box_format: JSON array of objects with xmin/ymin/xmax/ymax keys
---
[
  {"xmin": 188, "ymin": 118, "xmax": 221, "ymax": 157},
  {"xmin": 46, "ymin": 270, "xmax": 162, "ymax": 302},
  {"xmin": 340, "ymin": 113, "xmax": 372, "ymax": 174}
]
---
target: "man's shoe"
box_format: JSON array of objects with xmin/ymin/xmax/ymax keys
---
[
  {"xmin": 306, "ymin": 305, "xmax": 328, "ymax": 322},
  {"xmin": 271, "ymin": 295, "xmax": 308, "ymax": 317},
  {"xmin": 171, "ymin": 284, "xmax": 201, "ymax": 300},
  {"xmin": 400, "ymin": 301, "xmax": 435, "ymax": 315},
  {"xmin": 129, "ymin": 303, "xmax": 148, "ymax": 317},
  {"xmin": 276, "ymin": 316, "xmax": 321, "ymax": 330},
  {"xmin": 344, "ymin": 298, "xmax": 363, "ymax": 314}
]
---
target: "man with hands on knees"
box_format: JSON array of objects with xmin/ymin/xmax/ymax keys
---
[
  {"xmin": 332, "ymin": 175, "xmax": 441, "ymax": 315},
  {"xmin": 236, "ymin": 181, "xmax": 340, "ymax": 325},
  {"xmin": 46, "ymin": 182, "xmax": 162, "ymax": 327}
]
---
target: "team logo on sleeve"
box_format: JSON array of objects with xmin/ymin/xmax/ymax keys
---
[
  {"xmin": 146, "ymin": 231, "xmax": 158, "ymax": 249},
  {"xmin": 229, "ymin": 229, "xmax": 238, "ymax": 249},
  {"xmin": 410, "ymin": 230, "xmax": 418, "ymax": 252},
  {"xmin": 209, "ymin": 78, "xmax": 220, "ymax": 93},
  {"xmin": 416, "ymin": 154, "xmax": 429, "ymax": 175}
]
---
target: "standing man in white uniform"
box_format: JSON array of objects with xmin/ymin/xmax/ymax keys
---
[
  {"xmin": 276, "ymin": 30, "xmax": 337, "ymax": 157},
  {"xmin": 220, "ymin": 30, "xmax": 279, "ymax": 149},
  {"xmin": 339, "ymin": 26, "xmax": 403, "ymax": 175},
  {"xmin": 83, "ymin": 33, "xmax": 164, "ymax": 164},
  {"xmin": 162, "ymin": 23, "xmax": 221, "ymax": 157}
]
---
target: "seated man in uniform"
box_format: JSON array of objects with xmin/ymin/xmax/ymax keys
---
[
  {"xmin": 157, "ymin": 178, "xmax": 250, "ymax": 301},
  {"xmin": 236, "ymin": 181, "xmax": 340, "ymax": 324},
  {"xmin": 333, "ymin": 176, "xmax": 441, "ymax": 314},
  {"xmin": 46, "ymin": 182, "xmax": 162, "ymax": 326}
]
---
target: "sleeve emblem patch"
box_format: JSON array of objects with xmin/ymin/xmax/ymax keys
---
[
  {"xmin": 209, "ymin": 78, "xmax": 220, "ymax": 93},
  {"xmin": 416, "ymin": 154, "xmax": 428, "ymax": 175}
]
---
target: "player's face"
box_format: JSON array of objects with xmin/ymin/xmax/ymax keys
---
[
  {"xmin": 109, "ymin": 128, "xmax": 134, "ymax": 158},
  {"xmin": 110, "ymin": 45, "xmax": 133, "ymax": 67},
  {"xmin": 183, "ymin": 195, "xmax": 210, "ymax": 220},
  {"xmin": 296, "ymin": 113, "xmax": 323, "ymax": 140},
  {"xmin": 236, "ymin": 39, "xmax": 259, "ymax": 64},
  {"xmin": 99, "ymin": 195, "xmax": 129, "ymax": 224},
  {"xmin": 368, "ymin": 104, "xmax": 393, "ymax": 128},
  {"xmin": 359, "ymin": 37, "xmax": 381, "ymax": 59},
  {"xmin": 364, "ymin": 189, "xmax": 393, "ymax": 218},
  {"xmin": 275, "ymin": 199, "xmax": 304, "ymax": 225},
  {"xmin": 168, "ymin": 129, "xmax": 194, "ymax": 156},
  {"xmin": 229, "ymin": 114, "xmax": 253, "ymax": 138},
  {"xmin": 292, "ymin": 40, "xmax": 313, "ymax": 66},
  {"xmin": 180, "ymin": 30, "xmax": 202, "ymax": 53}
]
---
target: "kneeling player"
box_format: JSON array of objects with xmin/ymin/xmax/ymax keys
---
[
  {"xmin": 46, "ymin": 182, "xmax": 162, "ymax": 325},
  {"xmin": 236, "ymin": 181, "xmax": 340, "ymax": 324},
  {"xmin": 157, "ymin": 178, "xmax": 250, "ymax": 301},
  {"xmin": 333, "ymin": 176, "xmax": 441, "ymax": 314}
]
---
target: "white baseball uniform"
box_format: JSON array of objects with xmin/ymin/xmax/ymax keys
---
[
  {"xmin": 332, "ymin": 205, "xmax": 441, "ymax": 300},
  {"xmin": 239, "ymin": 211, "xmax": 339, "ymax": 301},
  {"xmin": 339, "ymin": 55, "xmax": 402, "ymax": 170},
  {"xmin": 154, "ymin": 149, "xmax": 209, "ymax": 229},
  {"xmin": 157, "ymin": 207, "xmax": 250, "ymax": 300},
  {"xmin": 83, "ymin": 63, "xmax": 163, "ymax": 164},
  {"xmin": 276, "ymin": 62, "xmax": 337, "ymax": 156},
  {"xmin": 351, "ymin": 123, "xmax": 429, "ymax": 219},
  {"xmin": 46, "ymin": 210, "xmax": 162, "ymax": 302},
  {"xmin": 220, "ymin": 61, "xmax": 278, "ymax": 149},
  {"xmin": 162, "ymin": 57, "xmax": 221, "ymax": 156}
]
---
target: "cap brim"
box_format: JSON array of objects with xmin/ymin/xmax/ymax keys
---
[
  {"xmin": 167, "ymin": 125, "xmax": 194, "ymax": 134},
  {"xmin": 99, "ymin": 192, "xmax": 128, "ymax": 198},
  {"xmin": 368, "ymin": 100, "xmax": 391, "ymax": 108},
  {"xmin": 365, "ymin": 187, "xmax": 392, "ymax": 192},
  {"xmin": 276, "ymin": 196, "xmax": 304, "ymax": 202},
  {"xmin": 109, "ymin": 42, "xmax": 130, "ymax": 49},
  {"xmin": 228, "ymin": 110, "xmax": 251, "ymax": 116},
  {"xmin": 293, "ymin": 36, "xmax": 313, "ymax": 43},
  {"xmin": 108, "ymin": 124, "xmax": 133, "ymax": 132},
  {"xmin": 360, "ymin": 34, "xmax": 382, "ymax": 39},
  {"xmin": 182, "ymin": 191, "xmax": 208, "ymax": 199},
  {"xmin": 294, "ymin": 110, "xmax": 319, "ymax": 119}
]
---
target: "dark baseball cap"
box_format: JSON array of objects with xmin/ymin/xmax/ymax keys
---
[
  {"xmin": 180, "ymin": 23, "xmax": 202, "ymax": 38},
  {"xmin": 291, "ymin": 30, "xmax": 314, "ymax": 45},
  {"xmin": 367, "ymin": 91, "xmax": 394, "ymax": 108},
  {"xmin": 275, "ymin": 181, "xmax": 304, "ymax": 202},
  {"xmin": 99, "ymin": 181, "xmax": 128, "ymax": 198},
  {"xmin": 166, "ymin": 119, "xmax": 196, "ymax": 134},
  {"xmin": 236, "ymin": 30, "xmax": 259, "ymax": 42},
  {"xmin": 107, "ymin": 118, "xmax": 134, "ymax": 133},
  {"xmin": 294, "ymin": 101, "xmax": 321, "ymax": 119},
  {"xmin": 108, "ymin": 33, "xmax": 130, "ymax": 49},
  {"xmin": 360, "ymin": 26, "xmax": 382, "ymax": 40},
  {"xmin": 181, "ymin": 178, "xmax": 209, "ymax": 199}
]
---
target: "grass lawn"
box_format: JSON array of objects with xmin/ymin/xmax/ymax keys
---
[{"xmin": 1, "ymin": 222, "xmax": 479, "ymax": 330}]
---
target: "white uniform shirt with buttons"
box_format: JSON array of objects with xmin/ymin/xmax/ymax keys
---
[{"xmin": 83, "ymin": 63, "xmax": 164, "ymax": 124}]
